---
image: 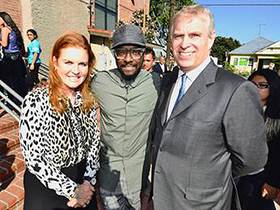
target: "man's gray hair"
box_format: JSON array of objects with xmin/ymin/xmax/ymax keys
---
[{"xmin": 171, "ymin": 4, "xmax": 215, "ymax": 37}]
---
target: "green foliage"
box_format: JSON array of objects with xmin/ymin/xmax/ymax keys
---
[
  {"xmin": 224, "ymin": 61, "xmax": 250, "ymax": 78},
  {"xmin": 116, "ymin": 0, "xmax": 195, "ymax": 46},
  {"xmin": 211, "ymin": 36, "xmax": 241, "ymax": 65},
  {"xmin": 224, "ymin": 61, "xmax": 238, "ymax": 73},
  {"xmin": 239, "ymin": 71, "xmax": 250, "ymax": 78},
  {"xmin": 149, "ymin": 0, "xmax": 196, "ymax": 46},
  {"xmin": 116, "ymin": 10, "xmax": 157, "ymax": 43}
]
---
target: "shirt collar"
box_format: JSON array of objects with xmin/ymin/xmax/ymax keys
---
[{"xmin": 178, "ymin": 56, "xmax": 211, "ymax": 82}]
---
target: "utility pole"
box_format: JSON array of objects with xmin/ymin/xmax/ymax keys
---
[
  {"xmin": 258, "ymin": 24, "xmax": 266, "ymax": 36},
  {"xmin": 143, "ymin": 0, "xmax": 146, "ymax": 32},
  {"xmin": 143, "ymin": 0, "xmax": 150, "ymax": 32},
  {"xmin": 88, "ymin": 0, "xmax": 94, "ymax": 27},
  {"xmin": 166, "ymin": 0, "xmax": 176, "ymax": 70}
]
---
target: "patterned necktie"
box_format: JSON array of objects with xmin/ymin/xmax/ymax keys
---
[{"xmin": 175, "ymin": 73, "xmax": 187, "ymax": 105}]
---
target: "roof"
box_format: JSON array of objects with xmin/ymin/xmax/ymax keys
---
[{"xmin": 229, "ymin": 36, "xmax": 273, "ymax": 55}]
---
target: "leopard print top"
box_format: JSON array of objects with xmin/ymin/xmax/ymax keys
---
[{"xmin": 20, "ymin": 87, "xmax": 100, "ymax": 199}]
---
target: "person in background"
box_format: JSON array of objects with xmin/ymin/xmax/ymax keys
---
[
  {"xmin": 0, "ymin": 12, "xmax": 27, "ymax": 99},
  {"xmin": 237, "ymin": 69, "xmax": 280, "ymax": 210},
  {"xmin": 153, "ymin": 55, "xmax": 167, "ymax": 77},
  {"xmin": 91, "ymin": 24, "xmax": 158, "ymax": 210},
  {"xmin": 26, "ymin": 29, "xmax": 42, "ymax": 90},
  {"xmin": 142, "ymin": 47, "xmax": 155, "ymax": 72},
  {"xmin": 147, "ymin": 5, "xmax": 268, "ymax": 210},
  {"xmin": 20, "ymin": 32, "xmax": 99, "ymax": 210},
  {"xmin": 143, "ymin": 47, "xmax": 161, "ymax": 90}
]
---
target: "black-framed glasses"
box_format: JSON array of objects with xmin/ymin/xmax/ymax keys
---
[
  {"xmin": 114, "ymin": 48, "xmax": 144, "ymax": 60},
  {"xmin": 252, "ymin": 81, "xmax": 270, "ymax": 89}
]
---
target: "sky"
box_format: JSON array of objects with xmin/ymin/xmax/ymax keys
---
[{"xmin": 196, "ymin": 0, "xmax": 280, "ymax": 44}]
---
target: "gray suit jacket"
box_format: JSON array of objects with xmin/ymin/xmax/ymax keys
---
[{"xmin": 150, "ymin": 61, "xmax": 268, "ymax": 210}]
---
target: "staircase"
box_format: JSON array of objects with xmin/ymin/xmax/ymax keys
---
[{"xmin": 0, "ymin": 110, "xmax": 25, "ymax": 210}]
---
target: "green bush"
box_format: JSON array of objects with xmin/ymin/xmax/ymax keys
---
[
  {"xmin": 224, "ymin": 61, "xmax": 237, "ymax": 73},
  {"xmin": 223, "ymin": 61, "xmax": 250, "ymax": 78},
  {"xmin": 238, "ymin": 71, "xmax": 250, "ymax": 78}
]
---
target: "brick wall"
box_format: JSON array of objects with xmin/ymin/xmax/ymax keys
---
[
  {"xmin": 0, "ymin": 0, "xmax": 23, "ymax": 30},
  {"xmin": 119, "ymin": 0, "xmax": 148, "ymax": 22},
  {"xmin": 1, "ymin": 0, "xmax": 90, "ymax": 64},
  {"xmin": 29, "ymin": 0, "xmax": 90, "ymax": 63}
]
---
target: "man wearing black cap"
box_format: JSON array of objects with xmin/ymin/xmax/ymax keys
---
[{"xmin": 91, "ymin": 24, "xmax": 158, "ymax": 210}]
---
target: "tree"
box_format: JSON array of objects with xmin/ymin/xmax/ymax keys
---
[
  {"xmin": 150, "ymin": 0, "xmax": 195, "ymax": 68},
  {"xmin": 211, "ymin": 36, "xmax": 241, "ymax": 65},
  {"xmin": 150, "ymin": 0, "xmax": 195, "ymax": 46},
  {"xmin": 116, "ymin": 10, "xmax": 157, "ymax": 44},
  {"xmin": 116, "ymin": 0, "xmax": 195, "ymax": 69}
]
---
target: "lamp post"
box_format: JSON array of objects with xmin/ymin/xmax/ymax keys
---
[{"xmin": 143, "ymin": 0, "xmax": 146, "ymax": 32}]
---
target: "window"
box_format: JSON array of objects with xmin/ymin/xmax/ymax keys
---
[
  {"xmin": 233, "ymin": 58, "xmax": 238, "ymax": 66},
  {"xmin": 239, "ymin": 58, "xmax": 249, "ymax": 66},
  {"xmin": 95, "ymin": 0, "xmax": 117, "ymax": 31}
]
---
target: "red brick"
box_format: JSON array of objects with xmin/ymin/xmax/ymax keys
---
[
  {"xmin": 13, "ymin": 179, "xmax": 24, "ymax": 189},
  {"xmin": 12, "ymin": 173, "xmax": 24, "ymax": 188},
  {"xmin": 5, "ymin": 185, "xmax": 24, "ymax": 202},
  {"xmin": 119, "ymin": 0, "xmax": 146, "ymax": 22},
  {"xmin": 0, "ymin": 169, "xmax": 25, "ymax": 209},
  {"xmin": 0, "ymin": 152, "xmax": 25, "ymax": 177},
  {"xmin": 17, "ymin": 171, "xmax": 24, "ymax": 179},
  {"xmin": 0, "ymin": 200, "xmax": 7, "ymax": 210},
  {"xmin": 0, "ymin": 0, "xmax": 23, "ymax": 30},
  {"xmin": 17, "ymin": 200, "xmax": 23, "ymax": 210},
  {"xmin": 0, "ymin": 191, "xmax": 17, "ymax": 209},
  {"xmin": 17, "ymin": 199, "xmax": 24, "ymax": 210},
  {"xmin": 0, "ymin": 112, "xmax": 19, "ymax": 134},
  {"xmin": 11, "ymin": 157, "xmax": 25, "ymax": 173}
]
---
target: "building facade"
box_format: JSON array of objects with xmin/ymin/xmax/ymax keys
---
[
  {"xmin": 89, "ymin": 0, "xmax": 149, "ymax": 70},
  {"xmin": 1, "ymin": 0, "xmax": 149, "ymax": 68},
  {"xmin": 228, "ymin": 37, "xmax": 280, "ymax": 73}
]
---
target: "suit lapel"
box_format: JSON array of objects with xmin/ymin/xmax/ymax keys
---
[
  {"xmin": 157, "ymin": 69, "xmax": 178, "ymax": 126},
  {"xmin": 167, "ymin": 61, "xmax": 218, "ymax": 122},
  {"xmin": 160, "ymin": 84, "xmax": 175, "ymax": 125}
]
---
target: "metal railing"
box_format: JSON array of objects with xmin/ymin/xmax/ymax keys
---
[
  {"xmin": 39, "ymin": 63, "xmax": 49, "ymax": 78},
  {"xmin": 0, "ymin": 63, "xmax": 49, "ymax": 121},
  {"xmin": 0, "ymin": 80, "xmax": 23, "ymax": 121}
]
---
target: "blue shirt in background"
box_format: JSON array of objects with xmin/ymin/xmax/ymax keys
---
[{"xmin": 27, "ymin": 39, "xmax": 41, "ymax": 64}]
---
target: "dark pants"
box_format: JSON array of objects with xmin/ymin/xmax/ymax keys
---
[
  {"xmin": 24, "ymin": 160, "xmax": 98, "ymax": 210},
  {"xmin": 26, "ymin": 63, "xmax": 40, "ymax": 90},
  {"xmin": 237, "ymin": 171, "xmax": 275, "ymax": 210},
  {"xmin": 0, "ymin": 55, "xmax": 27, "ymax": 105}
]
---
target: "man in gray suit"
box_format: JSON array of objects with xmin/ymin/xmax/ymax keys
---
[{"xmin": 148, "ymin": 5, "xmax": 268, "ymax": 210}]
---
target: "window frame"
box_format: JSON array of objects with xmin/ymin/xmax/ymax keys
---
[{"xmin": 95, "ymin": 0, "xmax": 117, "ymax": 31}]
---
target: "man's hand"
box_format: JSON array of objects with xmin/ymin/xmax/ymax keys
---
[{"xmin": 67, "ymin": 198, "xmax": 82, "ymax": 208}]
